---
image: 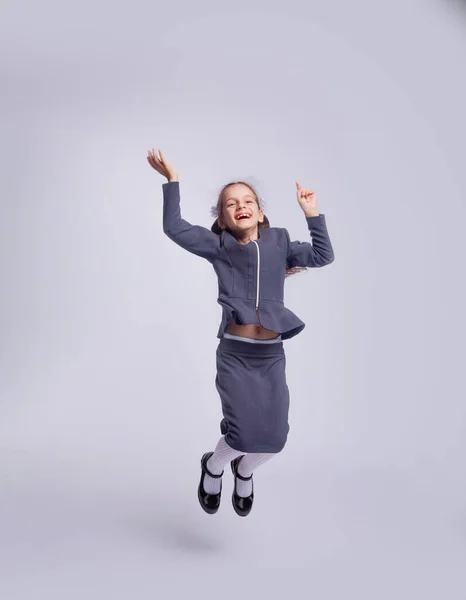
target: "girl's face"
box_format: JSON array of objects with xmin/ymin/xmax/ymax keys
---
[{"xmin": 218, "ymin": 184, "xmax": 264, "ymax": 235}]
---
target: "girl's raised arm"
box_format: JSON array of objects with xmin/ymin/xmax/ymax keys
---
[
  {"xmin": 285, "ymin": 181, "xmax": 335, "ymax": 268},
  {"xmin": 147, "ymin": 149, "xmax": 220, "ymax": 262},
  {"xmin": 285, "ymin": 216, "xmax": 335, "ymax": 268}
]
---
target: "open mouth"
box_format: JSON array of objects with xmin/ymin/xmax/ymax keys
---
[{"xmin": 235, "ymin": 213, "xmax": 251, "ymax": 221}]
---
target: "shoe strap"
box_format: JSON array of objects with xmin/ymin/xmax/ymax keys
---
[
  {"xmin": 235, "ymin": 458, "xmax": 253, "ymax": 481},
  {"xmin": 203, "ymin": 454, "xmax": 224, "ymax": 479}
]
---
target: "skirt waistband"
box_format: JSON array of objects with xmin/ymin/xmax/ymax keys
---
[
  {"xmin": 218, "ymin": 336, "xmax": 284, "ymax": 356},
  {"xmin": 222, "ymin": 332, "xmax": 282, "ymax": 344}
]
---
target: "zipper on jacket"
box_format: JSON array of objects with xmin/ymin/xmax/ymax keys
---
[{"xmin": 252, "ymin": 240, "xmax": 260, "ymax": 319}]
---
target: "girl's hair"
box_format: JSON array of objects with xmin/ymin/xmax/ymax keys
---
[{"xmin": 210, "ymin": 181, "xmax": 270, "ymax": 234}]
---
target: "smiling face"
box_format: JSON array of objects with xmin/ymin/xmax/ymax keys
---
[{"xmin": 218, "ymin": 183, "xmax": 264, "ymax": 239}]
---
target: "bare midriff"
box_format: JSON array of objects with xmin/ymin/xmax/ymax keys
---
[{"xmin": 224, "ymin": 319, "xmax": 280, "ymax": 340}]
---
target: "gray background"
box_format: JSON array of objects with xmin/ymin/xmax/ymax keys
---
[{"xmin": 1, "ymin": 0, "xmax": 466, "ymax": 597}]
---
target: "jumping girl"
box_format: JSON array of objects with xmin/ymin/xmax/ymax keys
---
[{"xmin": 147, "ymin": 148, "xmax": 335, "ymax": 517}]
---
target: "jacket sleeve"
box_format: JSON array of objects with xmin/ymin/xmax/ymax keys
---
[
  {"xmin": 284, "ymin": 214, "xmax": 335, "ymax": 268},
  {"xmin": 162, "ymin": 181, "xmax": 221, "ymax": 262}
]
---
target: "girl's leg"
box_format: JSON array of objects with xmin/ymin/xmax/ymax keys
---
[
  {"xmin": 235, "ymin": 452, "xmax": 276, "ymax": 497},
  {"xmin": 203, "ymin": 436, "xmax": 244, "ymax": 494}
]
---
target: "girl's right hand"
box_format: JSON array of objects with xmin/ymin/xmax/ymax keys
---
[{"xmin": 147, "ymin": 148, "xmax": 178, "ymax": 182}]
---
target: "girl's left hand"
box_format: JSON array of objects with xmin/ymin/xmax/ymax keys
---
[
  {"xmin": 285, "ymin": 266, "xmax": 307, "ymax": 278},
  {"xmin": 296, "ymin": 181, "xmax": 319, "ymax": 216}
]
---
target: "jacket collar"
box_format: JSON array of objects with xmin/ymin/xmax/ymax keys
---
[{"xmin": 222, "ymin": 227, "xmax": 267, "ymax": 249}]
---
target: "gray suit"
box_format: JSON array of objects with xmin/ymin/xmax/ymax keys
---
[{"xmin": 162, "ymin": 181, "xmax": 335, "ymax": 452}]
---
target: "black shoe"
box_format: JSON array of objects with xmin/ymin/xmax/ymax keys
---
[
  {"xmin": 198, "ymin": 452, "xmax": 223, "ymax": 515},
  {"xmin": 231, "ymin": 456, "xmax": 254, "ymax": 517}
]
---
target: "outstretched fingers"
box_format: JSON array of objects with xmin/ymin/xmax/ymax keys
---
[
  {"xmin": 147, "ymin": 148, "xmax": 166, "ymax": 175},
  {"xmin": 149, "ymin": 148, "xmax": 162, "ymax": 166}
]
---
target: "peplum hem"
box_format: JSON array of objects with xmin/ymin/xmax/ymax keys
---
[{"xmin": 216, "ymin": 297, "xmax": 305, "ymax": 340}]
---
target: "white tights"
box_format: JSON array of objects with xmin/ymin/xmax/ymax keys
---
[{"xmin": 204, "ymin": 436, "xmax": 276, "ymax": 497}]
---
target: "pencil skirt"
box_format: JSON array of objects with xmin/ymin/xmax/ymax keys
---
[{"xmin": 215, "ymin": 336, "xmax": 290, "ymax": 453}]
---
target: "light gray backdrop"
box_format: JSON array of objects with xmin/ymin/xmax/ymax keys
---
[{"xmin": 1, "ymin": 0, "xmax": 465, "ymax": 597}]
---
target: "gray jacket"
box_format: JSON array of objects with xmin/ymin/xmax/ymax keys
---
[{"xmin": 162, "ymin": 181, "xmax": 335, "ymax": 339}]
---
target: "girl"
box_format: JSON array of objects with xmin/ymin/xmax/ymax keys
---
[{"xmin": 147, "ymin": 148, "xmax": 335, "ymax": 517}]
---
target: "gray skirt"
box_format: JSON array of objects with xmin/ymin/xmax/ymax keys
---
[{"xmin": 215, "ymin": 336, "xmax": 290, "ymax": 453}]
